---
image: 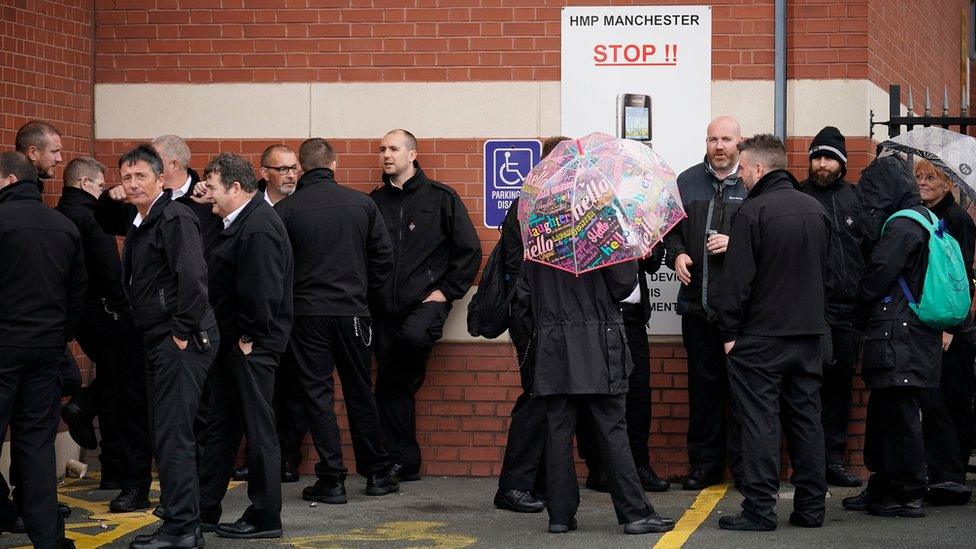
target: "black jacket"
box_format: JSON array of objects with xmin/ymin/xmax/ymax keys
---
[
  {"xmin": 930, "ymin": 193, "xmax": 976, "ymax": 336},
  {"xmin": 56, "ymin": 186, "xmax": 127, "ymax": 314},
  {"xmin": 516, "ymin": 260, "xmax": 638, "ymax": 396},
  {"xmin": 799, "ymin": 178, "xmax": 866, "ymax": 328},
  {"xmin": 122, "ymin": 189, "xmax": 216, "ymax": 345},
  {"xmin": 665, "ymin": 160, "xmax": 748, "ymax": 320},
  {"xmin": 859, "ymin": 206, "xmax": 941, "ymax": 389},
  {"xmin": 96, "ymin": 168, "xmax": 223, "ymax": 251},
  {"xmin": 717, "ymin": 170, "xmax": 831, "ymax": 341},
  {"xmin": 0, "ymin": 181, "xmax": 87, "ymax": 347},
  {"xmin": 276, "ymin": 168, "xmax": 393, "ymax": 317},
  {"xmin": 369, "ymin": 162, "xmax": 481, "ymax": 316},
  {"xmin": 208, "ymin": 193, "xmax": 294, "ymax": 353}
]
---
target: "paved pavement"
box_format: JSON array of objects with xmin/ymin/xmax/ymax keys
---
[{"xmin": 2, "ymin": 474, "xmax": 974, "ymax": 548}]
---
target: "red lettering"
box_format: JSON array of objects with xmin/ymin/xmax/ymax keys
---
[
  {"xmin": 624, "ymin": 44, "xmax": 640, "ymax": 62},
  {"xmin": 593, "ymin": 44, "xmax": 607, "ymax": 63},
  {"xmin": 643, "ymin": 44, "xmax": 656, "ymax": 59}
]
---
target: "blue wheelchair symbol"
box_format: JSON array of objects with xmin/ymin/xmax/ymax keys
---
[{"xmin": 493, "ymin": 148, "xmax": 533, "ymax": 189}]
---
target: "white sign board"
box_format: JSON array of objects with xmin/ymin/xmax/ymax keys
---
[{"xmin": 561, "ymin": 6, "xmax": 711, "ymax": 335}]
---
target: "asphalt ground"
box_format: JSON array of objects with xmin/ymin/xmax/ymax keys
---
[{"xmin": 2, "ymin": 473, "xmax": 974, "ymax": 548}]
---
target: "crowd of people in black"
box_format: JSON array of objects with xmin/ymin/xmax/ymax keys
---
[{"xmin": 0, "ymin": 114, "xmax": 973, "ymax": 548}]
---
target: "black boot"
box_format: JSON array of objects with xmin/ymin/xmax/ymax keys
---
[
  {"xmin": 825, "ymin": 464, "xmax": 862, "ymax": 487},
  {"xmin": 281, "ymin": 463, "xmax": 300, "ymax": 483},
  {"xmin": 925, "ymin": 482, "xmax": 973, "ymax": 506},
  {"xmin": 584, "ymin": 468, "xmax": 609, "ymax": 493},
  {"xmin": 867, "ymin": 498, "xmax": 925, "ymax": 518},
  {"xmin": 637, "ymin": 466, "xmax": 670, "ymax": 492},
  {"xmin": 302, "ymin": 479, "xmax": 347, "ymax": 504},
  {"xmin": 493, "ymin": 489, "xmax": 545, "ymax": 513},
  {"xmin": 682, "ymin": 468, "xmax": 722, "ymax": 490},
  {"xmin": 624, "ymin": 512, "xmax": 676, "ymax": 534},
  {"xmin": 718, "ymin": 513, "xmax": 776, "ymax": 531},
  {"xmin": 128, "ymin": 527, "xmax": 203, "ymax": 548},
  {"xmin": 842, "ymin": 488, "xmax": 877, "ymax": 511},
  {"xmin": 365, "ymin": 473, "xmax": 399, "ymax": 496},
  {"xmin": 109, "ymin": 489, "xmax": 151, "ymax": 513}
]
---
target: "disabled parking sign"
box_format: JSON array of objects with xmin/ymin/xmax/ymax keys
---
[{"xmin": 483, "ymin": 139, "xmax": 542, "ymax": 228}]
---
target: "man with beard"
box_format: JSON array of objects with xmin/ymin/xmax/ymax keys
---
[
  {"xmin": 15, "ymin": 120, "xmax": 62, "ymax": 182},
  {"xmin": 798, "ymin": 126, "xmax": 865, "ymax": 488},
  {"xmin": 231, "ymin": 144, "xmax": 305, "ymax": 484},
  {"xmin": 664, "ymin": 115, "xmax": 747, "ymax": 490}
]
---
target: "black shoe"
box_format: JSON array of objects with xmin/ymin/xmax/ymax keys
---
[
  {"xmin": 110, "ymin": 489, "xmax": 151, "ymax": 513},
  {"xmin": 494, "ymin": 489, "xmax": 545, "ymax": 513},
  {"xmin": 152, "ymin": 505, "xmax": 165, "ymax": 518},
  {"xmin": 128, "ymin": 528, "xmax": 203, "ymax": 549},
  {"xmin": 59, "ymin": 503, "xmax": 71, "ymax": 518},
  {"xmin": 584, "ymin": 468, "xmax": 609, "ymax": 493},
  {"xmin": 826, "ymin": 464, "xmax": 863, "ymax": 487},
  {"xmin": 925, "ymin": 481, "xmax": 973, "ymax": 506},
  {"xmin": 788, "ymin": 512, "xmax": 822, "ymax": 528},
  {"xmin": 61, "ymin": 400, "xmax": 97, "ymax": 451},
  {"xmin": 842, "ymin": 488, "xmax": 876, "ymax": 511},
  {"xmin": 682, "ymin": 469, "xmax": 721, "ymax": 490},
  {"xmin": 718, "ymin": 513, "xmax": 776, "ymax": 531},
  {"xmin": 637, "ymin": 466, "xmax": 670, "ymax": 492},
  {"xmin": 133, "ymin": 527, "xmax": 202, "ymax": 545},
  {"xmin": 365, "ymin": 473, "xmax": 399, "ymax": 496},
  {"xmin": 231, "ymin": 465, "xmax": 249, "ymax": 481},
  {"xmin": 99, "ymin": 479, "xmax": 122, "ymax": 491},
  {"xmin": 302, "ymin": 480, "xmax": 347, "ymax": 504},
  {"xmin": 0, "ymin": 514, "xmax": 26, "ymax": 534},
  {"xmin": 216, "ymin": 517, "xmax": 283, "ymax": 539},
  {"xmin": 867, "ymin": 498, "xmax": 925, "ymax": 518},
  {"xmin": 200, "ymin": 522, "xmax": 217, "ymax": 533},
  {"xmin": 548, "ymin": 518, "xmax": 578, "ymax": 534},
  {"xmin": 281, "ymin": 464, "xmax": 300, "ymax": 483},
  {"xmin": 624, "ymin": 513, "xmax": 676, "ymax": 534},
  {"xmin": 388, "ymin": 463, "xmax": 421, "ymax": 482}
]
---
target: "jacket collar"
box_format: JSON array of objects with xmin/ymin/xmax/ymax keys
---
[
  {"xmin": 220, "ymin": 192, "xmax": 265, "ymax": 236},
  {"xmin": 747, "ymin": 169, "xmax": 799, "ymax": 199},
  {"xmin": 382, "ymin": 161, "xmax": 426, "ymax": 193},
  {"xmin": 295, "ymin": 167, "xmax": 337, "ymax": 192},
  {"xmin": 929, "ymin": 192, "xmax": 955, "ymax": 216},
  {"xmin": 58, "ymin": 185, "xmax": 97, "ymax": 209},
  {"xmin": 0, "ymin": 180, "xmax": 43, "ymax": 204},
  {"xmin": 703, "ymin": 155, "xmax": 740, "ymax": 184},
  {"xmin": 137, "ymin": 188, "xmax": 172, "ymax": 228}
]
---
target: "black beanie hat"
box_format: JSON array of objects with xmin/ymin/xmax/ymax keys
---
[{"xmin": 809, "ymin": 126, "xmax": 847, "ymax": 166}]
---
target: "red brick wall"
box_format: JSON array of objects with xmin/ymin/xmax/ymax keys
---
[
  {"xmin": 1, "ymin": 0, "xmax": 95, "ymax": 202},
  {"xmin": 868, "ymin": 0, "xmax": 969, "ymax": 112}
]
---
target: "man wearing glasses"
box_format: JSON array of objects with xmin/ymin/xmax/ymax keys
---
[
  {"xmin": 260, "ymin": 145, "xmax": 300, "ymax": 206},
  {"xmin": 231, "ymin": 144, "xmax": 307, "ymax": 486}
]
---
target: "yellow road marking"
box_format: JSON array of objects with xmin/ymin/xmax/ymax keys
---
[
  {"xmin": 287, "ymin": 520, "xmax": 477, "ymax": 548},
  {"xmin": 653, "ymin": 483, "xmax": 729, "ymax": 549}
]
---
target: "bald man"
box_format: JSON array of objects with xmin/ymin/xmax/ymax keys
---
[{"xmin": 664, "ymin": 116, "xmax": 747, "ymax": 490}]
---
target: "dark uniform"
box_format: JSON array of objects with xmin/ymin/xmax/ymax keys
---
[
  {"xmin": 123, "ymin": 189, "xmax": 218, "ymax": 537},
  {"xmin": 368, "ymin": 162, "xmax": 481, "ymax": 478},
  {"xmin": 717, "ymin": 169, "xmax": 831, "ymax": 529},
  {"xmin": 55, "ymin": 186, "xmax": 154, "ymax": 498},
  {"xmin": 857, "ymin": 205, "xmax": 942, "ymax": 512},
  {"xmin": 196, "ymin": 192, "xmax": 293, "ymax": 531},
  {"xmin": 664, "ymin": 159, "xmax": 747, "ymax": 485},
  {"xmin": 0, "ymin": 180, "xmax": 86, "ymax": 548},
  {"xmin": 920, "ymin": 193, "xmax": 976, "ymax": 502},
  {"xmin": 799, "ymin": 176, "xmax": 865, "ymax": 474},
  {"xmin": 277, "ymin": 167, "xmax": 395, "ymax": 490},
  {"xmin": 517, "ymin": 260, "xmax": 670, "ymax": 533}
]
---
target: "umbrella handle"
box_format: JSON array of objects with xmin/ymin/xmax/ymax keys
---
[{"xmin": 576, "ymin": 138, "xmax": 584, "ymax": 156}]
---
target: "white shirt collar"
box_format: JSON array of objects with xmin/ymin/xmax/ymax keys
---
[
  {"xmin": 170, "ymin": 174, "xmax": 193, "ymax": 201},
  {"xmin": 222, "ymin": 200, "xmax": 249, "ymax": 229},
  {"xmin": 133, "ymin": 191, "xmax": 164, "ymax": 228},
  {"xmin": 263, "ymin": 191, "xmax": 275, "ymax": 206}
]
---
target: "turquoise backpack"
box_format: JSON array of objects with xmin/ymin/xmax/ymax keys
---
[{"xmin": 882, "ymin": 208, "xmax": 971, "ymax": 330}]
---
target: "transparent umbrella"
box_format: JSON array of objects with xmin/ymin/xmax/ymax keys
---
[
  {"xmin": 880, "ymin": 126, "xmax": 976, "ymax": 203},
  {"xmin": 518, "ymin": 132, "xmax": 686, "ymax": 275}
]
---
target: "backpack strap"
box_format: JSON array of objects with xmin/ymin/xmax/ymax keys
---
[{"xmin": 883, "ymin": 207, "xmax": 937, "ymax": 307}]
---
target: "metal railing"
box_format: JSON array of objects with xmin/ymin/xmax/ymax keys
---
[{"xmin": 870, "ymin": 84, "xmax": 974, "ymax": 139}]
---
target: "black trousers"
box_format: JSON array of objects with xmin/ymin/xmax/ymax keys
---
[
  {"xmin": 374, "ymin": 302, "xmax": 451, "ymax": 473},
  {"xmin": 921, "ymin": 335, "xmax": 976, "ymax": 484},
  {"xmin": 578, "ymin": 303, "xmax": 652, "ymax": 472},
  {"xmin": 497, "ymin": 330, "xmax": 546, "ymax": 493},
  {"xmin": 146, "ymin": 330, "xmax": 218, "ymax": 536},
  {"xmin": 0, "ymin": 346, "xmax": 65, "ymax": 549},
  {"xmin": 727, "ymin": 335, "xmax": 826, "ymax": 528},
  {"xmin": 74, "ymin": 309, "xmax": 153, "ymax": 491},
  {"xmin": 273, "ymin": 358, "xmax": 309, "ymax": 470},
  {"xmin": 283, "ymin": 316, "xmax": 390, "ymax": 480},
  {"xmin": 821, "ymin": 325, "xmax": 860, "ymax": 466},
  {"xmin": 682, "ymin": 313, "xmax": 740, "ymax": 476},
  {"xmin": 197, "ymin": 343, "xmax": 281, "ymax": 527},
  {"xmin": 544, "ymin": 394, "xmax": 654, "ymax": 526},
  {"xmin": 865, "ymin": 386, "xmax": 926, "ymax": 501}
]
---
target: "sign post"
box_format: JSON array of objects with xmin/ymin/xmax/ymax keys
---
[{"xmin": 483, "ymin": 139, "xmax": 542, "ymax": 229}]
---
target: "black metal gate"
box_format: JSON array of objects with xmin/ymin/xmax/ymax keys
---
[{"xmin": 871, "ymin": 84, "xmax": 975, "ymax": 139}]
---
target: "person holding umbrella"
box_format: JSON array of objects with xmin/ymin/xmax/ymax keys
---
[{"xmin": 515, "ymin": 134, "xmax": 682, "ymax": 534}]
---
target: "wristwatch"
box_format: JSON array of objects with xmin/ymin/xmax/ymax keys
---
[{"xmin": 240, "ymin": 335, "xmax": 253, "ymax": 344}]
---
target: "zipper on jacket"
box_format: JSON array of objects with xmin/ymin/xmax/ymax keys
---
[
  {"xmin": 830, "ymin": 190, "xmax": 849, "ymax": 282},
  {"xmin": 393, "ymin": 191, "xmax": 404, "ymax": 312},
  {"xmin": 158, "ymin": 288, "xmax": 166, "ymax": 308}
]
